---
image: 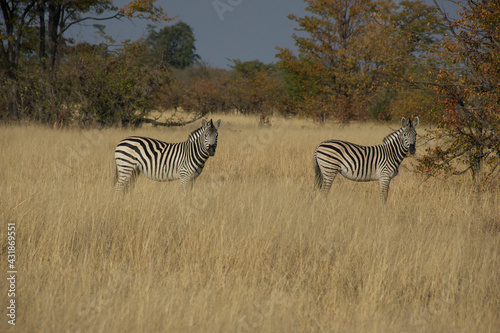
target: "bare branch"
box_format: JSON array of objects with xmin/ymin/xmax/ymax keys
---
[
  {"xmin": 138, "ymin": 114, "xmax": 205, "ymax": 127},
  {"xmin": 59, "ymin": 12, "xmax": 123, "ymax": 35}
]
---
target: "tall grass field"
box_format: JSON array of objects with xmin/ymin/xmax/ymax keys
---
[{"xmin": 1, "ymin": 115, "xmax": 499, "ymax": 332}]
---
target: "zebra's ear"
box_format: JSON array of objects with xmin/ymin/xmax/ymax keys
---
[
  {"xmin": 412, "ymin": 116, "xmax": 419, "ymax": 128},
  {"xmin": 401, "ymin": 117, "xmax": 409, "ymax": 128},
  {"xmin": 202, "ymin": 119, "xmax": 208, "ymax": 128},
  {"xmin": 214, "ymin": 119, "xmax": 222, "ymax": 129}
]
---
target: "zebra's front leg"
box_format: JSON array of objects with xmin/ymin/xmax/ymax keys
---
[
  {"xmin": 179, "ymin": 175, "xmax": 196, "ymax": 192},
  {"xmin": 379, "ymin": 177, "xmax": 391, "ymax": 203}
]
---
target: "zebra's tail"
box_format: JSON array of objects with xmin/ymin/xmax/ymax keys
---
[
  {"xmin": 313, "ymin": 153, "xmax": 323, "ymax": 191},
  {"xmin": 113, "ymin": 159, "xmax": 119, "ymax": 187}
]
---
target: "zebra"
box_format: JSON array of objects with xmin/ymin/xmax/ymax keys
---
[
  {"xmin": 114, "ymin": 119, "xmax": 221, "ymax": 191},
  {"xmin": 313, "ymin": 117, "xmax": 419, "ymax": 202}
]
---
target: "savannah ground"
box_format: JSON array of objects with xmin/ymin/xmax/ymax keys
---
[{"xmin": 1, "ymin": 114, "xmax": 499, "ymax": 332}]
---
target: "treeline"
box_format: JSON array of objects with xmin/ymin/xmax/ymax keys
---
[
  {"xmin": 0, "ymin": 0, "xmax": 283, "ymax": 127},
  {"xmin": 0, "ymin": 0, "xmax": 171, "ymax": 127},
  {"xmin": 1, "ymin": 0, "xmax": 499, "ymax": 182},
  {"xmin": 4, "ymin": 42, "xmax": 287, "ymax": 127},
  {"xmin": 0, "ymin": 0, "xmax": 438, "ymax": 126}
]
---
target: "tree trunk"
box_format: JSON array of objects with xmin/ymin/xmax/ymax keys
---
[
  {"xmin": 47, "ymin": 0, "xmax": 61, "ymax": 73},
  {"xmin": 7, "ymin": 81, "xmax": 20, "ymax": 119},
  {"xmin": 470, "ymin": 146, "xmax": 484, "ymax": 183},
  {"xmin": 38, "ymin": 1, "xmax": 46, "ymax": 70},
  {"xmin": 5, "ymin": 68, "xmax": 19, "ymax": 119}
]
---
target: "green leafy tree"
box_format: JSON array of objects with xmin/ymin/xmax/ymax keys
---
[
  {"xmin": 147, "ymin": 22, "xmax": 200, "ymax": 69},
  {"xmin": 70, "ymin": 41, "xmax": 172, "ymax": 127},
  {"xmin": 16, "ymin": 40, "xmax": 173, "ymax": 127}
]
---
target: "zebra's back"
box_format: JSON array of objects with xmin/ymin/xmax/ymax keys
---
[
  {"xmin": 115, "ymin": 136, "xmax": 185, "ymax": 181},
  {"xmin": 314, "ymin": 140, "xmax": 383, "ymax": 181}
]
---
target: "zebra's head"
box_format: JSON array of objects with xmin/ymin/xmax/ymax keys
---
[
  {"xmin": 202, "ymin": 119, "xmax": 221, "ymax": 156},
  {"xmin": 401, "ymin": 116, "xmax": 419, "ymax": 155}
]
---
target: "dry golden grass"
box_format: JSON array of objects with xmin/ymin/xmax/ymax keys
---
[{"xmin": 1, "ymin": 115, "xmax": 499, "ymax": 332}]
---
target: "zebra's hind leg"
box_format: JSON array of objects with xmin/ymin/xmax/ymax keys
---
[
  {"xmin": 319, "ymin": 170, "xmax": 338, "ymax": 196},
  {"xmin": 313, "ymin": 157, "xmax": 324, "ymax": 192},
  {"xmin": 115, "ymin": 165, "xmax": 139, "ymax": 192},
  {"xmin": 314, "ymin": 163, "xmax": 338, "ymax": 197}
]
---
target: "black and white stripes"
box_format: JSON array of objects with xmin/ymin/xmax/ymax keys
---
[
  {"xmin": 313, "ymin": 117, "xmax": 419, "ymax": 202},
  {"xmin": 114, "ymin": 119, "xmax": 221, "ymax": 191},
  {"xmin": 113, "ymin": 116, "xmax": 420, "ymax": 202}
]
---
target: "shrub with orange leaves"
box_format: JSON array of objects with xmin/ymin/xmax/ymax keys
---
[{"xmin": 416, "ymin": 0, "xmax": 500, "ymax": 183}]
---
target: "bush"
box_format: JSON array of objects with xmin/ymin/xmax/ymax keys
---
[
  {"xmin": 65, "ymin": 42, "xmax": 171, "ymax": 127},
  {"xmin": 13, "ymin": 41, "xmax": 173, "ymax": 128}
]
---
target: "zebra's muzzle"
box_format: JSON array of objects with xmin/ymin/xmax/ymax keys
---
[
  {"xmin": 409, "ymin": 144, "xmax": 416, "ymax": 155},
  {"xmin": 208, "ymin": 145, "xmax": 216, "ymax": 156}
]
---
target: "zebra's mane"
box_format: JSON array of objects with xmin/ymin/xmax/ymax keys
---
[
  {"xmin": 187, "ymin": 126, "xmax": 205, "ymax": 142},
  {"xmin": 382, "ymin": 128, "xmax": 403, "ymax": 145}
]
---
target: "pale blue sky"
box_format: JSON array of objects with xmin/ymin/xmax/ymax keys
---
[
  {"xmin": 68, "ymin": 0, "xmax": 308, "ymax": 69},
  {"xmin": 67, "ymin": 1, "xmax": 455, "ymax": 69}
]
